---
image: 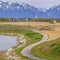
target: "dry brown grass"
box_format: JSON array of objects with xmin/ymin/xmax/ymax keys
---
[
  {"xmin": 0, "ymin": 51, "xmax": 6, "ymax": 59},
  {"xmin": 0, "ymin": 22, "xmax": 60, "ymax": 40},
  {"xmin": 0, "ymin": 22, "xmax": 50, "ymax": 27},
  {"xmin": 40, "ymin": 30, "xmax": 60, "ymax": 40}
]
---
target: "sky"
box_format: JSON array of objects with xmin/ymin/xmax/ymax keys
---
[{"xmin": 1, "ymin": 0, "xmax": 60, "ymax": 9}]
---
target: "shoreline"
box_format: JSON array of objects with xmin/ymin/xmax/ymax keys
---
[{"xmin": 6, "ymin": 34, "xmax": 26, "ymax": 60}]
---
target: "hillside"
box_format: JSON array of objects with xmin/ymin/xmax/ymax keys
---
[{"xmin": 31, "ymin": 38, "xmax": 60, "ymax": 60}]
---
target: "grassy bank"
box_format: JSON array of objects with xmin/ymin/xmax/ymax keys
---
[
  {"xmin": 0, "ymin": 25, "xmax": 43, "ymax": 60},
  {"xmin": 31, "ymin": 38, "xmax": 60, "ymax": 60}
]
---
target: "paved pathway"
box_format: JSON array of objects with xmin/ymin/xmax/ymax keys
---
[{"xmin": 21, "ymin": 32, "xmax": 48, "ymax": 60}]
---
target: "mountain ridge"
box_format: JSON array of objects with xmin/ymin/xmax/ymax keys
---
[{"xmin": 0, "ymin": 1, "xmax": 60, "ymax": 18}]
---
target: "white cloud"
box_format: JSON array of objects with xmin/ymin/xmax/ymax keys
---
[{"xmin": 0, "ymin": 0, "xmax": 60, "ymax": 9}]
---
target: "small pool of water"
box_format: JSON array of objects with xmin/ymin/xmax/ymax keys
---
[{"xmin": 0, "ymin": 35, "xmax": 17, "ymax": 51}]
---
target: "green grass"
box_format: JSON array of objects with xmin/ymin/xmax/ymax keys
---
[
  {"xmin": 31, "ymin": 38, "xmax": 60, "ymax": 60},
  {"xmin": 0, "ymin": 58, "xmax": 6, "ymax": 60},
  {"xmin": 0, "ymin": 25, "xmax": 43, "ymax": 60}
]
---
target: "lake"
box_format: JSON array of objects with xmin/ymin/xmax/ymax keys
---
[{"xmin": 0, "ymin": 35, "xmax": 17, "ymax": 51}]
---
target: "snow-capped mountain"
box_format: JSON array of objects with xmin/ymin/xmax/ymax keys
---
[
  {"xmin": 0, "ymin": 1, "xmax": 60, "ymax": 18},
  {"xmin": 45, "ymin": 5, "xmax": 60, "ymax": 18},
  {"xmin": 0, "ymin": 1, "xmax": 43, "ymax": 18}
]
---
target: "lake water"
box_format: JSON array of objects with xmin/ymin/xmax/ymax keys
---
[{"xmin": 0, "ymin": 35, "xmax": 17, "ymax": 51}]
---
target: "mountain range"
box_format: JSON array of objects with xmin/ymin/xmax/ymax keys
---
[{"xmin": 0, "ymin": 1, "xmax": 60, "ymax": 18}]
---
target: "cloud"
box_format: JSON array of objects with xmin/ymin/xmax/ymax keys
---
[{"xmin": 0, "ymin": 0, "xmax": 60, "ymax": 9}]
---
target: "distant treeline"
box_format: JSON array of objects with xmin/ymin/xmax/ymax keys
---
[{"xmin": 0, "ymin": 18, "xmax": 60, "ymax": 22}]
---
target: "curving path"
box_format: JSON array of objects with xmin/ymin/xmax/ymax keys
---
[{"xmin": 21, "ymin": 31, "xmax": 48, "ymax": 60}]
